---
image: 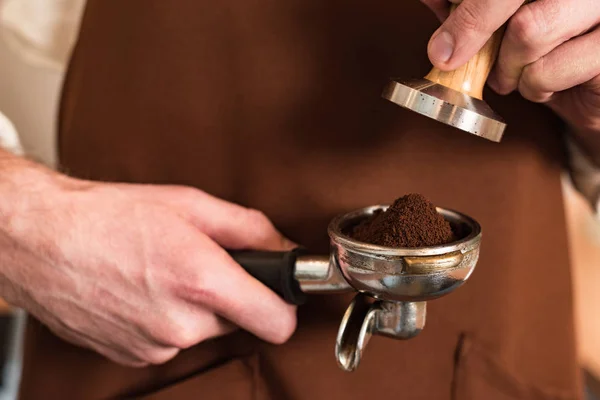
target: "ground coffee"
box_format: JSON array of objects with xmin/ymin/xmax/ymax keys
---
[{"xmin": 351, "ymin": 193, "xmax": 456, "ymax": 248}]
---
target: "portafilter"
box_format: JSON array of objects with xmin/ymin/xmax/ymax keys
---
[{"xmin": 229, "ymin": 205, "xmax": 482, "ymax": 372}]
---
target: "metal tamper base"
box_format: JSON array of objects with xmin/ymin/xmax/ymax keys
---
[{"xmin": 382, "ymin": 78, "xmax": 506, "ymax": 143}]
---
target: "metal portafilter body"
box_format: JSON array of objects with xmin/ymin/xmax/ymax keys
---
[{"xmin": 229, "ymin": 205, "xmax": 482, "ymax": 372}]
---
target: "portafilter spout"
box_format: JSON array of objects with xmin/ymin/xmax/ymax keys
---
[{"xmin": 228, "ymin": 205, "xmax": 482, "ymax": 372}]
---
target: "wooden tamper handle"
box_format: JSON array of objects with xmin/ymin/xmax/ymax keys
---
[
  {"xmin": 425, "ymin": 2, "xmax": 533, "ymax": 99},
  {"xmin": 424, "ymin": 4, "xmax": 504, "ymax": 100}
]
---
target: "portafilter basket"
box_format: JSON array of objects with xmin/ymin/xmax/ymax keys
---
[{"xmin": 229, "ymin": 205, "xmax": 482, "ymax": 371}]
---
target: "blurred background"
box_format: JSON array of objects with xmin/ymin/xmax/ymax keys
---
[{"xmin": 0, "ymin": 1, "xmax": 599, "ymax": 399}]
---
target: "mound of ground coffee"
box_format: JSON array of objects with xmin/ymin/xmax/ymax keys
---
[{"xmin": 351, "ymin": 193, "xmax": 455, "ymax": 248}]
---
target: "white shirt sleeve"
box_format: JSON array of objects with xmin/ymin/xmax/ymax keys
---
[
  {"xmin": 0, "ymin": 0, "xmax": 86, "ymax": 70},
  {"xmin": 0, "ymin": 112, "xmax": 24, "ymax": 156}
]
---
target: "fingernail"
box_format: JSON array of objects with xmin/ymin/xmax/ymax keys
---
[{"xmin": 429, "ymin": 30, "xmax": 454, "ymax": 64}]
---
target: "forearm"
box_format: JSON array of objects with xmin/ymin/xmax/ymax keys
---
[
  {"xmin": 0, "ymin": 111, "xmax": 69, "ymax": 214},
  {"xmin": 0, "ymin": 147, "xmax": 71, "ymax": 314},
  {"xmin": 0, "ymin": 150, "xmax": 59, "ymax": 218},
  {"xmin": 0, "ymin": 114, "xmax": 70, "ymax": 310}
]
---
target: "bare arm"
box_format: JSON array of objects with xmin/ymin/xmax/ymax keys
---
[{"xmin": 0, "ymin": 145, "xmax": 296, "ymax": 367}]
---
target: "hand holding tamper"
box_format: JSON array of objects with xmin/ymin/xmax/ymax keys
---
[{"xmin": 382, "ymin": 2, "xmax": 521, "ymax": 142}]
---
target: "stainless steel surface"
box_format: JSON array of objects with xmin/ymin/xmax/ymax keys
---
[
  {"xmin": 404, "ymin": 251, "xmax": 463, "ymax": 273},
  {"xmin": 335, "ymin": 294, "xmax": 376, "ymax": 372},
  {"xmin": 335, "ymin": 294, "xmax": 427, "ymax": 372},
  {"xmin": 382, "ymin": 78, "xmax": 506, "ymax": 142},
  {"xmin": 328, "ymin": 205, "xmax": 482, "ymax": 302},
  {"xmin": 295, "ymin": 254, "xmax": 352, "ymax": 293},
  {"xmin": 327, "ymin": 204, "xmax": 482, "ymax": 371},
  {"xmin": 375, "ymin": 301, "xmax": 426, "ymax": 340}
]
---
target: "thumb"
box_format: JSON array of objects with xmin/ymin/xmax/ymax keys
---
[{"xmin": 427, "ymin": 0, "xmax": 522, "ymax": 70}]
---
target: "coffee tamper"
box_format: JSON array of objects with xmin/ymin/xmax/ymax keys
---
[
  {"xmin": 229, "ymin": 205, "xmax": 481, "ymax": 372},
  {"xmin": 382, "ymin": 3, "xmax": 511, "ymax": 142}
]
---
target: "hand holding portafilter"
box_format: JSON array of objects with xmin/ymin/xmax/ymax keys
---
[{"xmin": 229, "ymin": 205, "xmax": 482, "ymax": 372}]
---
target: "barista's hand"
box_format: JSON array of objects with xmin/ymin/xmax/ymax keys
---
[
  {"xmin": 421, "ymin": 0, "xmax": 600, "ymax": 161},
  {"xmin": 0, "ymin": 156, "xmax": 296, "ymax": 367}
]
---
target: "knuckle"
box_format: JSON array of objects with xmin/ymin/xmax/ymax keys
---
[
  {"xmin": 519, "ymin": 65, "xmax": 553, "ymax": 103},
  {"xmin": 453, "ymin": 2, "xmax": 484, "ymax": 33},
  {"xmin": 245, "ymin": 208, "xmax": 283, "ymax": 247},
  {"xmin": 245, "ymin": 208, "xmax": 269, "ymax": 225},
  {"xmin": 490, "ymin": 70, "xmax": 514, "ymax": 95},
  {"xmin": 508, "ymin": 8, "xmax": 544, "ymax": 51},
  {"xmin": 270, "ymin": 309, "xmax": 298, "ymax": 345},
  {"xmin": 176, "ymin": 277, "xmax": 220, "ymax": 306},
  {"xmin": 147, "ymin": 312, "xmax": 218, "ymax": 350},
  {"xmin": 244, "ymin": 208, "xmax": 276, "ymax": 234},
  {"xmin": 146, "ymin": 313, "xmax": 203, "ymax": 349},
  {"xmin": 142, "ymin": 348, "xmax": 179, "ymax": 365},
  {"xmin": 174, "ymin": 186, "xmax": 204, "ymax": 202},
  {"xmin": 166, "ymin": 326, "xmax": 201, "ymax": 349},
  {"xmin": 521, "ymin": 59, "xmax": 547, "ymax": 92}
]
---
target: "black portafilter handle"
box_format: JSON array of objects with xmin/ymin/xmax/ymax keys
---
[{"xmin": 227, "ymin": 248, "xmax": 307, "ymax": 306}]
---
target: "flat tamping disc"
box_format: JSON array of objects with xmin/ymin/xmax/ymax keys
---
[{"xmin": 382, "ymin": 78, "xmax": 506, "ymax": 143}]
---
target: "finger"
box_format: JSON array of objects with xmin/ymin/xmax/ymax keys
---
[
  {"xmin": 420, "ymin": 0, "xmax": 451, "ymax": 22},
  {"xmin": 549, "ymin": 75, "xmax": 600, "ymax": 133},
  {"xmin": 428, "ymin": 0, "xmax": 522, "ymax": 70},
  {"xmin": 490, "ymin": 0, "xmax": 600, "ymax": 95},
  {"xmin": 518, "ymin": 27, "xmax": 600, "ymax": 103},
  {"xmin": 149, "ymin": 305, "xmax": 238, "ymax": 349},
  {"xmin": 135, "ymin": 185, "xmax": 296, "ymax": 251},
  {"xmin": 177, "ymin": 234, "xmax": 297, "ymax": 344},
  {"xmin": 181, "ymin": 312, "xmax": 237, "ymax": 345}
]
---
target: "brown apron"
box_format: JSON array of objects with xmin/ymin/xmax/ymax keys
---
[{"xmin": 18, "ymin": 1, "xmax": 582, "ymax": 399}]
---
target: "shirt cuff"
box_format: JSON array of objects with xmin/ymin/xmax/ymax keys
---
[{"xmin": 0, "ymin": 112, "xmax": 24, "ymax": 156}]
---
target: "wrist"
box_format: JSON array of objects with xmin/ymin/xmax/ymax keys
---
[
  {"xmin": 0, "ymin": 152, "xmax": 71, "ymax": 221},
  {"xmin": 0, "ymin": 153, "xmax": 75, "ymax": 308}
]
